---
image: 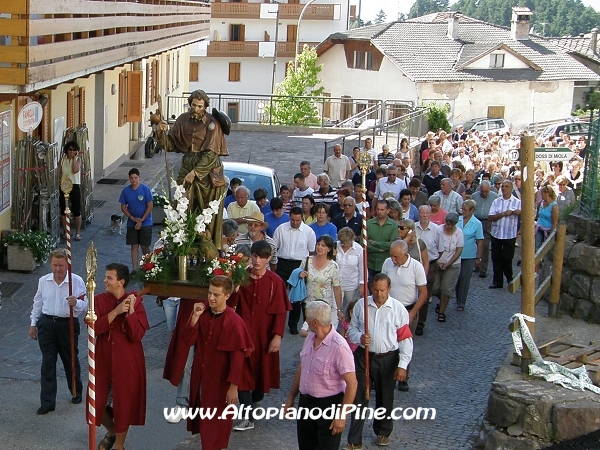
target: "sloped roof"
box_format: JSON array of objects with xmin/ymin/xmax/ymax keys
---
[
  {"xmin": 549, "ymin": 35, "xmax": 600, "ymax": 64},
  {"xmin": 318, "ymin": 14, "xmax": 600, "ymax": 83}
]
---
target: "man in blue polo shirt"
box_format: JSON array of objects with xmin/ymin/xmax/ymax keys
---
[{"xmin": 119, "ymin": 168, "xmax": 153, "ymax": 274}]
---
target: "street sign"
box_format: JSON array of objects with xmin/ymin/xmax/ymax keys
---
[
  {"xmin": 508, "ymin": 149, "xmax": 520, "ymax": 162},
  {"xmin": 535, "ymin": 148, "xmax": 573, "ymax": 162},
  {"xmin": 17, "ymin": 101, "xmax": 43, "ymax": 133}
]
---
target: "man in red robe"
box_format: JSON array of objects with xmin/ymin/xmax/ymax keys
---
[
  {"xmin": 227, "ymin": 240, "xmax": 292, "ymax": 431},
  {"xmin": 182, "ymin": 276, "xmax": 254, "ymax": 450},
  {"xmin": 90, "ymin": 263, "xmax": 149, "ymax": 450}
]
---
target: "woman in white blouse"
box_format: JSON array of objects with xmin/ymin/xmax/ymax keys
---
[{"xmin": 335, "ymin": 227, "xmax": 364, "ymax": 313}]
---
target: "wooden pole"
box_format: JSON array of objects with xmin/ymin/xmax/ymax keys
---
[
  {"xmin": 548, "ymin": 224, "xmax": 567, "ymax": 318},
  {"xmin": 60, "ymin": 177, "xmax": 77, "ymax": 399},
  {"xmin": 358, "ymin": 149, "xmax": 371, "ymax": 400},
  {"xmin": 85, "ymin": 242, "xmax": 98, "ymax": 450},
  {"xmin": 519, "ymin": 136, "xmax": 536, "ymax": 372}
]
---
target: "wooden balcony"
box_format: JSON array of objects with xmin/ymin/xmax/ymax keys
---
[
  {"xmin": 206, "ymin": 40, "xmax": 318, "ymax": 57},
  {"xmin": 0, "ymin": 0, "xmax": 211, "ymax": 92},
  {"xmin": 211, "ymin": 2, "xmax": 335, "ymax": 20}
]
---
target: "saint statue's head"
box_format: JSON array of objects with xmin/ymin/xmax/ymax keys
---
[{"xmin": 187, "ymin": 90, "xmax": 210, "ymax": 121}]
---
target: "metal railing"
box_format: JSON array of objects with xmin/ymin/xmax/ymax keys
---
[
  {"xmin": 166, "ymin": 93, "xmax": 405, "ymax": 127},
  {"xmin": 323, "ymin": 107, "xmax": 429, "ymax": 162},
  {"xmin": 579, "ymin": 115, "xmax": 600, "ymax": 219}
]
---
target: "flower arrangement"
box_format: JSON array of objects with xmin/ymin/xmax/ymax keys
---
[
  {"xmin": 5, "ymin": 230, "xmax": 54, "ymax": 264},
  {"xmin": 138, "ymin": 247, "xmax": 167, "ymax": 281},
  {"xmin": 200, "ymin": 245, "xmax": 250, "ymax": 287},
  {"xmin": 159, "ymin": 180, "xmax": 221, "ymax": 257}
]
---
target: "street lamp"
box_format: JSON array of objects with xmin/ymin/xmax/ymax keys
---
[{"xmin": 294, "ymin": 0, "xmax": 318, "ymax": 70}]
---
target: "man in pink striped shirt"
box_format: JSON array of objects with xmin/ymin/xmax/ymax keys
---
[{"xmin": 285, "ymin": 301, "xmax": 357, "ymax": 450}]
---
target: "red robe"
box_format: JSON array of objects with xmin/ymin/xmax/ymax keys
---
[
  {"xmin": 227, "ymin": 270, "xmax": 292, "ymax": 392},
  {"xmin": 182, "ymin": 306, "xmax": 254, "ymax": 450},
  {"xmin": 90, "ymin": 291, "xmax": 149, "ymax": 432},
  {"xmin": 163, "ymin": 298, "xmax": 198, "ymax": 386}
]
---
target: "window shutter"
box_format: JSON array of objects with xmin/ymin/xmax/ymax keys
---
[
  {"xmin": 118, "ymin": 71, "xmax": 126, "ymax": 127},
  {"xmin": 146, "ymin": 63, "xmax": 151, "ymax": 106},
  {"xmin": 166, "ymin": 54, "xmax": 171, "ymax": 93},
  {"xmin": 152, "ymin": 60, "xmax": 159, "ymax": 104},
  {"xmin": 240, "ymin": 24, "xmax": 245, "ymax": 41},
  {"xmin": 126, "ymin": 70, "xmax": 143, "ymax": 123},
  {"xmin": 189, "ymin": 62, "xmax": 199, "ymax": 82},
  {"xmin": 67, "ymin": 90, "xmax": 75, "ymax": 129},
  {"xmin": 229, "ymin": 62, "xmax": 240, "ymax": 82},
  {"xmin": 79, "ymin": 87, "xmax": 86, "ymax": 125}
]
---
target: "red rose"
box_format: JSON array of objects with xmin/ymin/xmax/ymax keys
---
[
  {"xmin": 213, "ymin": 268, "xmax": 225, "ymax": 276},
  {"xmin": 154, "ymin": 248, "xmax": 163, "ymax": 254},
  {"xmin": 231, "ymin": 254, "xmax": 242, "ymax": 263},
  {"xmin": 142, "ymin": 262, "xmax": 155, "ymax": 271}
]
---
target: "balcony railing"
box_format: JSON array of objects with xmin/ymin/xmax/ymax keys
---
[
  {"xmin": 0, "ymin": 0, "xmax": 211, "ymax": 92},
  {"xmin": 206, "ymin": 40, "xmax": 318, "ymax": 57},
  {"xmin": 211, "ymin": 3, "xmax": 335, "ymax": 20}
]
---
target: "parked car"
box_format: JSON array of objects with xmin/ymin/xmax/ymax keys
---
[
  {"xmin": 538, "ymin": 120, "xmax": 590, "ymax": 142},
  {"xmin": 460, "ymin": 117, "xmax": 511, "ymax": 136},
  {"xmin": 223, "ymin": 161, "xmax": 281, "ymax": 201}
]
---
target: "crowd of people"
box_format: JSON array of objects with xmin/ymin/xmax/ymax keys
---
[{"xmin": 29, "ymin": 123, "xmax": 585, "ymax": 450}]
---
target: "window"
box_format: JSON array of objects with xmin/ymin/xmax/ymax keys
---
[
  {"xmin": 166, "ymin": 54, "xmax": 171, "ymax": 94},
  {"xmin": 230, "ymin": 24, "xmax": 245, "ymax": 42},
  {"xmin": 67, "ymin": 86, "xmax": 85, "ymax": 129},
  {"xmin": 489, "ymin": 53, "xmax": 505, "ymax": 68},
  {"xmin": 189, "ymin": 62, "xmax": 199, "ymax": 82},
  {"xmin": 118, "ymin": 70, "xmax": 143, "ymax": 127},
  {"xmin": 366, "ymin": 52, "xmax": 374, "ymax": 70},
  {"xmin": 229, "ymin": 62, "xmax": 241, "ymax": 82},
  {"xmin": 353, "ymin": 51, "xmax": 364, "ymax": 69}
]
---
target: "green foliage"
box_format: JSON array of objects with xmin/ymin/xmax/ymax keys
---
[
  {"xmin": 265, "ymin": 46, "xmax": 324, "ymax": 126},
  {"xmin": 374, "ymin": 9, "xmax": 387, "ymax": 24},
  {"xmin": 451, "ymin": 0, "xmax": 600, "ymax": 37},
  {"xmin": 587, "ymin": 91, "xmax": 600, "ymax": 111},
  {"xmin": 424, "ymin": 102, "xmax": 451, "ymax": 133},
  {"xmin": 409, "ymin": 0, "xmax": 449, "ymax": 18},
  {"xmin": 6, "ymin": 230, "xmax": 54, "ymax": 264}
]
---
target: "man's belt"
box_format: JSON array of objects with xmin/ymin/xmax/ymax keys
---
[
  {"xmin": 42, "ymin": 314, "xmax": 70, "ymax": 322},
  {"xmin": 368, "ymin": 349, "xmax": 397, "ymax": 358}
]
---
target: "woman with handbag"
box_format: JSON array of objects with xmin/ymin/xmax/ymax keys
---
[{"xmin": 299, "ymin": 235, "xmax": 343, "ymax": 328}]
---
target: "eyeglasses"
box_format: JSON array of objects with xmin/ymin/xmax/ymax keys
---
[
  {"xmin": 343, "ymin": 204, "xmax": 354, "ymax": 207},
  {"xmin": 398, "ymin": 226, "xmax": 408, "ymax": 230},
  {"xmin": 67, "ymin": 148, "xmax": 76, "ymax": 152}
]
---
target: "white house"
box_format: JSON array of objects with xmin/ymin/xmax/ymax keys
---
[
  {"xmin": 315, "ymin": 8, "xmax": 600, "ymax": 130},
  {"xmin": 189, "ymin": 0, "xmax": 351, "ymax": 122}
]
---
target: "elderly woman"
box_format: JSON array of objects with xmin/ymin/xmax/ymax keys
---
[
  {"xmin": 455, "ymin": 200, "xmax": 483, "ymax": 311},
  {"xmin": 336, "ymin": 227, "xmax": 364, "ymax": 313},
  {"xmin": 428, "ymin": 195, "xmax": 447, "ymax": 226},
  {"xmin": 300, "ymin": 235, "xmax": 343, "ymax": 328},
  {"xmin": 555, "ymin": 175, "xmax": 576, "ymax": 215},
  {"xmin": 433, "ymin": 213, "xmax": 463, "ymax": 322},
  {"xmin": 221, "ymin": 219, "xmax": 239, "ymax": 253},
  {"xmin": 398, "ymin": 219, "xmax": 429, "ymax": 276}
]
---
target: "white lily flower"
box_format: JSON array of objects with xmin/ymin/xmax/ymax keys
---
[
  {"xmin": 209, "ymin": 200, "xmax": 221, "ymax": 211},
  {"xmin": 195, "ymin": 222, "xmax": 206, "ymax": 234},
  {"xmin": 171, "ymin": 179, "xmax": 178, "ymax": 189}
]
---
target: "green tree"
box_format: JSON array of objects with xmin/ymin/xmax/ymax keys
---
[
  {"xmin": 374, "ymin": 9, "xmax": 387, "ymax": 24},
  {"xmin": 450, "ymin": 0, "xmax": 600, "ymax": 37},
  {"xmin": 265, "ymin": 45, "xmax": 324, "ymax": 126},
  {"xmin": 424, "ymin": 102, "xmax": 451, "ymax": 133},
  {"xmin": 409, "ymin": 0, "xmax": 449, "ymax": 18}
]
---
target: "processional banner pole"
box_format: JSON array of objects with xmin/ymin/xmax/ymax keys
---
[{"xmin": 85, "ymin": 242, "xmax": 98, "ymax": 450}]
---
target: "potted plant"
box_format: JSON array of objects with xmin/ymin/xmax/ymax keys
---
[
  {"xmin": 152, "ymin": 191, "xmax": 169, "ymax": 225},
  {"xmin": 5, "ymin": 230, "xmax": 54, "ymax": 271}
]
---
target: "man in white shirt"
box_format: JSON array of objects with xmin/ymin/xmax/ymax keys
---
[
  {"xmin": 488, "ymin": 180, "xmax": 521, "ymax": 289},
  {"xmin": 345, "ymin": 273, "xmax": 412, "ymax": 448},
  {"xmin": 434, "ymin": 178, "xmax": 463, "ymax": 216},
  {"xmin": 372, "ymin": 166, "xmax": 406, "ymax": 214},
  {"xmin": 273, "ymin": 207, "xmax": 316, "ymax": 334},
  {"xmin": 324, "ymin": 144, "xmax": 351, "ymax": 188},
  {"xmin": 29, "ymin": 248, "xmax": 88, "ymax": 414},
  {"xmin": 414, "ymin": 205, "xmax": 445, "ymax": 336}
]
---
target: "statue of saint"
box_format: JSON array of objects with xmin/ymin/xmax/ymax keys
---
[{"xmin": 156, "ymin": 90, "xmax": 230, "ymax": 249}]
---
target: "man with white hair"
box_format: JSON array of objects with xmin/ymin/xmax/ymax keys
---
[
  {"xmin": 226, "ymin": 185, "xmax": 259, "ymax": 234},
  {"xmin": 374, "ymin": 144, "xmax": 395, "ymax": 169},
  {"xmin": 324, "ymin": 144, "xmax": 351, "ymax": 188},
  {"xmin": 312, "ymin": 173, "xmax": 338, "ymax": 206},
  {"xmin": 285, "ymin": 301, "xmax": 357, "ymax": 450},
  {"xmin": 434, "ymin": 178, "xmax": 463, "ymax": 216}
]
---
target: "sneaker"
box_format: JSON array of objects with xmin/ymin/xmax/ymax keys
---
[
  {"xmin": 342, "ymin": 445, "xmax": 363, "ymax": 450},
  {"xmin": 165, "ymin": 406, "xmax": 183, "ymax": 424},
  {"xmin": 233, "ymin": 419, "xmax": 254, "ymax": 431},
  {"xmin": 376, "ymin": 435, "xmax": 390, "ymax": 446}
]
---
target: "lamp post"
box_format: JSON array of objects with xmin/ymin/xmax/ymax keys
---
[{"xmin": 294, "ymin": 0, "xmax": 317, "ymax": 70}]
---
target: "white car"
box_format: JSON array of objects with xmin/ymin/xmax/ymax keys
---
[
  {"xmin": 460, "ymin": 117, "xmax": 511, "ymax": 136},
  {"xmin": 223, "ymin": 162, "xmax": 281, "ymax": 200}
]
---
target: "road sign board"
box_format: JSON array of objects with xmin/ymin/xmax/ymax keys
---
[
  {"xmin": 535, "ymin": 148, "xmax": 573, "ymax": 162},
  {"xmin": 508, "ymin": 149, "xmax": 520, "ymax": 162}
]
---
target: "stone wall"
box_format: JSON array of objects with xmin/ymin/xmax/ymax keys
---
[{"xmin": 558, "ymin": 214, "xmax": 600, "ymax": 323}]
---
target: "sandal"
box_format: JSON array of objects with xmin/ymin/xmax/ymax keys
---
[
  {"xmin": 435, "ymin": 304, "xmax": 440, "ymax": 314},
  {"xmin": 437, "ymin": 313, "xmax": 446, "ymax": 322},
  {"xmin": 456, "ymin": 306, "xmax": 464, "ymax": 312},
  {"xmin": 98, "ymin": 433, "xmax": 116, "ymax": 450},
  {"xmin": 74, "ymin": 234, "xmax": 82, "ymax": 241}
]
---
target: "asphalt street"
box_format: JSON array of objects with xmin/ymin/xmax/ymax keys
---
[{"xmin": 0, "ymin": 129, "xmax": 572, "ymax": 450}]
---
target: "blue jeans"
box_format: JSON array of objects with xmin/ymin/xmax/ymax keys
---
[
  {"xmin": 162, "ymin": 297, "xmax": 181, "ymax": 332},
  {"xmin": 177, "ymin": 347, "xmax": 194, "ymax": 407}
]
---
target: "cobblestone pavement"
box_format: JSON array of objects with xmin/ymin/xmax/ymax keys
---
[{"xmin": 1, "ymin": 130, "xmax": 524, "ymax": 449}]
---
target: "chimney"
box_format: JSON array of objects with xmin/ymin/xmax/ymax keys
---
[
  {"xmin": 447, "ymin": 13, "xmax": 459, "ymax": 40},
  {"xmin": 592, "ymin": 28, "xmax": 598, "ymax": 55},
  {"xmin": 510, "ymin": 6, "xmax": 532, "ymax": 41}
]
